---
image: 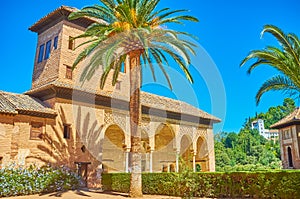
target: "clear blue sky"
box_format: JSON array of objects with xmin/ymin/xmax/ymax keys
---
[{"xmin": 0, "ymin": 0, "xmax": 299, "ymax": 133}]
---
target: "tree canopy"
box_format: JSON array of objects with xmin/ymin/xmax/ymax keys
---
[
  {"xmin": 68, "ymin": 0, "xmax": 198, "ymax": 89},
  {"xmin": 215, "ymin": 98, "xmax": 295, "ymax": 171}
]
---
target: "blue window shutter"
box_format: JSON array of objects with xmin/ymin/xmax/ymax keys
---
[
  {"xmin": 44, "ymin": 40, "xmax": 52, "ymax": 60},
  {"xmin": 38, "ymin": 44, "xmax": 45, "ymax": 63},
  {"xmin": 53, "ymin": 36, "xmax": 58, "ymax": 49}
]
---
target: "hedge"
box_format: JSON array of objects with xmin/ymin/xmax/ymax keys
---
[
  {"xmin": 102, "ymin": 171, "xmax": 300, "ymax": 198},
  {"xmin": 0, "ymin": 165, "xmax": 80, "ymax": 197}
]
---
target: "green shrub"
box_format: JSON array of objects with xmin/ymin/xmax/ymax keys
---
[
  {"xmin": 101, "ymin": 173, "xmax": 130, "ymax": 193},
  {"xmin": 102, "ymin": 171, "xmax": 300, "ymax": 198},
  {"xmin": 143, "ymin": 173, "xmax": 178, "ymax": 196},
  {"xmin": 0, "ymin": 165, "xmax": 80, "ymax": 197}
]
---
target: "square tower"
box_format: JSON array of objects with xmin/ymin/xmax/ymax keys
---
[
  {"xmin": 29, "ymin": 6, "xmax": 128, "ymax": 95},
  {"xmin": 29, "ymin": 6, "xmax": 97, "ymax": 89}
]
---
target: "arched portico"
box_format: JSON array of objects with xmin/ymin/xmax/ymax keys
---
[
  {"xmin": 101, "ymin": 124, "xmax": 126, "ymax": 173},
  {"xmin": 179, "ymin": 134, "xmax": 193, "ymax": 171},
  {"xmin": 98, "ymin": 118, "xmax": 215, "ymax": 173},
  {"xmin": 152, "ymin": 124, "xmax": 176, "ymax": 172},
  {"xmin": 195, "ymin": 136, "xmax": 209, "ymax": 171}
]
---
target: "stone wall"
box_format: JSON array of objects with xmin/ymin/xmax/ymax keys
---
[
  {"xmin": 0, "ymin": 115, "xmax": 14, "ymax": 167},
  {"xmin": 279, "ymin": 125, "xmax": 300, "ymax": 169},
  {"xmin": 0, "ymin": 114, "xmax": 54, "ymax": 167},
  {"xmin": 32, "ymin": 21, "xmax": 63, "ymax": 88}
]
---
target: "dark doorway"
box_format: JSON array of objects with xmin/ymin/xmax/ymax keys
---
[
  {"xmin": 75, "ymin": 162, "xmax": 91, "ymax": 187},
  {"xmin": 287, "ymin": 147, "xmax": 293, "ymax": 168}
]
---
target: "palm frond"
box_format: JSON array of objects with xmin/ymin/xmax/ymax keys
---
[
  {"xmin": 69, "ymin": 0, "xmax": 198, "ymax": 88},
  {"xmin": 157, "ymin": 9, "xmax": 187, "ymax": 21},
  {"xmin": 72, "ymin": 39, "xmax": 103, "ymax": 68},
  {"xmin": 141, "ymin": 53, "xmax": 156, "ymax": 82},
  {"xmin": 69, "ymin": 7, "xmax": 111, "ymax": 23},
  {"xmin": 262, "ymin": 24, "xmax": 300, "ymax": 67},
  {"xmin": 158, "ymin": 15, "xmax": 199, "ymax": 25},
  {"xmin": 112, "ymin": 55, "xmax": 127, "ymax": 85},
  {"xmin": 149, "ymin": 48, "xmax": 172, "ymax": 89},
  {"xmin": 153, "ymin": 44, "xmax": 193, "ymax": 83},
  {"xmin": 241, "ymin": 50, "xmax": 285, "ymax": 73},
  {"xmin": 256, "ymin": 75, "xmax": 300, "ymax": 105},
  {"xmin": 100, "ymin": 0, "xmax": 117, "ymax": 10},
  {"xmin": 147, "ymin": 7, "xmax": 169, "ymax": 22},
  {"xmin": 154, "ymin": 35, "xmax": 192, "ymax": 65},
  {"xmin": 143, "ymin": 51, "xmax": 157, "ymax": 82}
]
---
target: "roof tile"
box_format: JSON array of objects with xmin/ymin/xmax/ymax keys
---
[
  {"xmin": 270, "ymin": 108, "xmax": 300, "ymax": 128},
  {"xmin": 26, "ymin": 81, "xmax": 221, "ymax": 122},
  {"xmin": 0, "ymin": 91, "xmax": 56, "ymax": 116}
]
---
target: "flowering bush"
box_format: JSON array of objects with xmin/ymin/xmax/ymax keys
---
[{"xmin": 0, "ymin": 165, "xmax": 80, "ymax": 197}]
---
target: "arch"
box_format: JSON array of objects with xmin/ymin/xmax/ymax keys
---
[
  {"xmin": 155, "ymin": 124, "xmax": 176, "ymax": 150},
  {"xmin": 180, "ymin": 134, "xmax": 193, "ymax": 170},
  {"xmin": 287, "ymin": 146, "xmax": 293, "ymax": 168},
  {"xmin": 99, "ymin": 122, "xmax": 126, "ymax": 141},
  {"xmin": 177, "ymin": 126, "xmax": 194, "ymax": 151},
  {"xmin": 101, "ymin": 124, "xmax": 126, "ymax": 173},
  {"xmin": 195, "ymin": 136, "xmax": 209, "ymax": 171},
  {"xmin": 153, "ymin": 123, "xmax": 176, "ymax": 172}
]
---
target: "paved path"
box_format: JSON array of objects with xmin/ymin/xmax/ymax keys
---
[{"xmin": 8, "ymin": 190, "xmax": 181, "ymax": 199}]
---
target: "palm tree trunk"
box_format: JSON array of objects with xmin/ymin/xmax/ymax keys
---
[{"xmin": 128, "ymin": 50, "xmax": 143, "ymax": 198}]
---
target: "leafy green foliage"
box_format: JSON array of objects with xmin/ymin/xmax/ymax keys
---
[
  {"xmin": 102, "ymin": 171, "xmax": 300, "ymax": 198},
  {"xmin": 257, "ymin": 98, "xmax": 296, "ymax": 129},
  {"xmin": 175, "ymin": 158, "xmax": 200, "ymax": 198},
  {"xmin": 215, "ymin": 98, "xmax": 295, "ymax": 172},
  {"xmin": 101, "ymin": 173, "xmax": 130, "ymax": 193},
  {"xmin": 68, "ymin": 0, "xmax": 198, "ymax": 88},
  {"xmin": 240, "ymin": 25, "xmax": 300, "ymax": 104},
  {"xmin": 0, "ymin": 165, "xmax": 79, "ymax": 197},
  {"xmin": 143, "ymin": 173, "xmax": 178, "ymax": 196}
]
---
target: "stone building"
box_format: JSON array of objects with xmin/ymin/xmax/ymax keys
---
[
  {"xmin": 251, "ymin": 119, "xmax": 278, "ymax": 141},
  {"xmin": 0, "ymin": 6, "xmax": 220, "ymax": 187},
  {"xmin": 271, "ymin": 108, "xmax": 300, "ymax": 169}
]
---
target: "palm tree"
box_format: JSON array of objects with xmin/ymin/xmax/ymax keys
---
[
  {"xmin": 240, "ymin": 25, "xmax": 300, "ymax": 105},
  {"xmin": 68, "ymin": 0, "xmax": 198, "ymax": 197}
]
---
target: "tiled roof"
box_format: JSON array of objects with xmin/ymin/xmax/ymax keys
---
[
  {"xmin": 0, "ymin": 94, "xmax": 17, "ymax": 114},
  {"xmin": 141, "ymin": 92, "xmax": 221, "ymax": 122},
  {"xmin": 26, "ymin": 81, "xmax": 221, "ymax": 122},
  {"xmin": 29, "ymin": 6, "xmax": 106, "ymax": 33},
  {"xmin": 0, "ymin": 91, "xmax": 56, "ymax": 117},
  {"xmin": 270, "ymin": 108, "xmax": 300, "ymax": 129}
]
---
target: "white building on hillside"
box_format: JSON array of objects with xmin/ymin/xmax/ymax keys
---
[{"xmin": 251, "ymin": 119, "xmax": 278, "ymax": 140}]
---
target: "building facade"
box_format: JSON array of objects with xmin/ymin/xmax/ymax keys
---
[
  {"xmin": 0, "ymin": 6, "xmax": 220, "ymax": 187},
  {"xmin": 271, "ymin": 108, "xmax": 300, "ymax": 169},
  {"xmin": 251, "ymin": 119, "xmax": 278, "ymax": 140}
]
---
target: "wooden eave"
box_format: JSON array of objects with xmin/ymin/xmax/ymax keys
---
[
  {"xmin": 0, "ymin": 111, "xmax": 17, "ymax": 116},
  {"xmin": 17, "ymin": 109, "xmax": 57, "ymax": 119},
  {"xmin": 29, "ymin": 6, "xmax": 98, "ymax": 34},
  {"xmin": 27, "ymin": 84, "xmax": 218, "ymax": 126},
  {"xmin": 271, "ymin": 119, "xmax": 300, "ymax": 129}
]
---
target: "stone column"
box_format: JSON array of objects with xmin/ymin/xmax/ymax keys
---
[
  {"xmin": 125, "ymin": 148, "xmax": 130, "ymax": 173},
  {"xmin": 149, "ymin": 150, "xmax": 153, "ymax": 173},
  {"xmin": 175, "ymin": 150, "xmax": 180, "ymax": 172},
  {"xmin": 193, "ymin": 152, "xmax": 196, "ymax": 172}
]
